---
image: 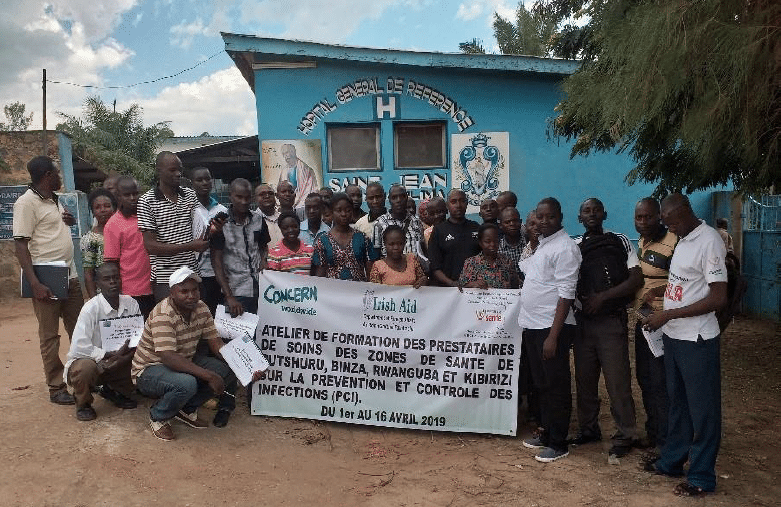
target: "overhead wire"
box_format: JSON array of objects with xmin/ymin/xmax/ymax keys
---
[{"xmin": 46, "ymin": 51, "xmax": 223, "ymax": 89}]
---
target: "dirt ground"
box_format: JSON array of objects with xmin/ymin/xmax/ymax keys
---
[{"xmin": 1, "ymin": 298, "xmax": 779, "ymax": 507}]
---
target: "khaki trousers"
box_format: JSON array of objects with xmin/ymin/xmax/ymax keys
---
[
  {"xmin": 31, "ymin": 278, "xmax": 84, "ymax": 393},
  {"xmin": 67, "ymin": 358, "xmax": 134, "ymax": 408}
]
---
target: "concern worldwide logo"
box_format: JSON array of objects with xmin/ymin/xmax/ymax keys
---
[{"xmin": 263, "ymin": 284, "xmax": 318, "ymax": 315}]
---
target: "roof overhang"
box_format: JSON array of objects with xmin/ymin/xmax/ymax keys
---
[{"xmin": 222, "ymin": 33, "xmax": 581, "ymax": 94}]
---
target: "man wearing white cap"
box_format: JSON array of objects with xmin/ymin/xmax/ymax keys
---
[{"xmin": 131, "ymin": 266, "xmax": 238, "ymax": 440}]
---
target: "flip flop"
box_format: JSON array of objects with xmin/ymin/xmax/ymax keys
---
[{"xmin": 673, "ymin": 482, "xmax": 708, "ymax": 497}]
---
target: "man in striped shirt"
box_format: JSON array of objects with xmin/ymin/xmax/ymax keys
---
[
  {"xmin": 138, "ymin": 152, "xmax": 209, "ymax": 302},
  {"xmin": 132, "ymin": 267, "xmax": 239, "ymax": 440}
]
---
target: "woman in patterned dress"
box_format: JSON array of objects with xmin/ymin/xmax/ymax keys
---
[
  {"xmin": 458, "ymin": 222, "xmax": 520, "ymax": 290},
  {"xmin": 312, "ymin": 193, "xmax": 379, "ymax": 281}
]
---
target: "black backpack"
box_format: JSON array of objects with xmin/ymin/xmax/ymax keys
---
[{"xmin": 577, "ymin": 232, "xmax": 632, "ymax": 314}]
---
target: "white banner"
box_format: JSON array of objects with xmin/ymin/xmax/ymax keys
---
[{"xmin": 252, "ymin": 272, "xmax": 522, "ymax": 435}]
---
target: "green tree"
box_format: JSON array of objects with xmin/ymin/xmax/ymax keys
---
[
  {"xmin": 537, "ymin": 0, "xmax": 781, "ymax": 194},
  {"xmin": 0, "ymin": 102, "xmax": 34, "ymax": 131},
  {"xmin": 57, "ymin": 96, "xmax": 174, "ymax": 185},
  {"xmin": 492, "ymin": 3, "xmax": 558, "ymax": 56}
]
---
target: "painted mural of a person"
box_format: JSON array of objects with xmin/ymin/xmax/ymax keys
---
[{"xmin": 278, "ymin": 144, "xmax": 318, "ymax": 210}]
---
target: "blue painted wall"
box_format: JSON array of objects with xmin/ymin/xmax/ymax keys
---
[{"xmin": 251, "ymin": 57, "xmax": 726, "ymax": 240}]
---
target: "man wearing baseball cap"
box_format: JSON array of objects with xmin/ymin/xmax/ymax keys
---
[{"xmin": 131, "ymin": 266, "xmax": 239, "ymax": 440}]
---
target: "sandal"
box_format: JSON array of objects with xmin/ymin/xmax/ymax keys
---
[{"xmin": 673, "ymin": 482, "xmax": 708, "ymax": 497}]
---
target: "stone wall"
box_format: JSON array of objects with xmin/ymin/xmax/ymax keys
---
[{"xmin": 0, "ymin": 131, "xmax": 62, "ymax": 300}]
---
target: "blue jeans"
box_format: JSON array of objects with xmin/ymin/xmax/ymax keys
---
[
  {"xmin": 656, "ymin": 334, "xmax": 721, "ymax": 491},
  {"xmin": 136, "ymin": 354, "xmax": 237, "ymax": 422}
]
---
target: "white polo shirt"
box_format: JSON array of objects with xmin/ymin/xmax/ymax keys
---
[
  {"xmin": 519, "ymin": 228, "xmax": 581, "ymax": 329},
  {"xmin": 662, "ymin": 221, "xmax": 727, "ymax": 341}
]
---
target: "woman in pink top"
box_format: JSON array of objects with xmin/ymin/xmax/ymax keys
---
[{"xmin": 370, "ymin": 226, "xmax": 427, "ymax": 287}]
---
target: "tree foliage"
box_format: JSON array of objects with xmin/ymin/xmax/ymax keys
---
[
  {"xmin": 56, "ymin": 96, "xmax": 173, "ymax": 185},
  {"xmin": 459, "ymin": 38, "xmax": 486, "ymax": 54},
  {"xmin": 493, "ymin": 3, "xmax": 558, "ymax": 57},
  {"xmin": 537, "ymin": 0, "xmax": 781, "ymax": 195},
  {"xmin": 0, "ymin": 102, "xmax": 33, "ymax": 131},
  {"xmin": 459, "ymin": 3, "xmax": 558, "ymax": 57}
]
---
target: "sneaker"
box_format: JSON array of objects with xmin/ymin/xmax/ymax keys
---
[
  {"xmin": 609, "ymin": 444, "xmax": 631, "ymax": 458},
  {"xmin": 76, "ymin": 405, "xmax": 97, "ymax": 421},
  {"xmin": 522, "ymin": 436, "xmax": 545, "ymax": 449},
  {"xmin": 50, "ymin": 390, "xmax": 76, "ymax": 405},
  {"xmin": 569, "ymin": 432, "xmax": 602, "ymax": 446},
  {"xmin": 535, "ymin": 447, "xmax": 569, "ymax": 463},
  {"xmin": 213, "ymin": 409, "xmax": 231, "ymax": 428},
  {"xmin": 174, "ymin": 410, "xmax": 209, "ymax": 428},
  {"xmin": 97, "ymin": 386, "xmax": 137, "ymax": 409},
  {"xmin": 150, "ymin": 419, "xmax": 175, "ymax": 441}
]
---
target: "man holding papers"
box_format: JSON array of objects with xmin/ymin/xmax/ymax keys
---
[
  {"xmin": 641, "ymin": 194, "xmax": 728, "ymax": 497},
  {"xmin": 132, "ymin": 267, "xmax": 254, "ymax": 440},
  {"xmin": 632, "ymin": 198, "xmax": 677, "ymax": 455},
  {"xmin": 64, "ymin": 263, "xmax": 138, "ymax": 421}
]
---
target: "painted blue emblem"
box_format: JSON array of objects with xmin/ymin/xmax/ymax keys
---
[{"xmin": 457, "ymin": 133, "xmax": 502, "ymax": 206}]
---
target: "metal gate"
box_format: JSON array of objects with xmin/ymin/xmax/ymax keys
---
[{"xmin": 742, "ymin": 195, "xmax": 781, "ymax": 321}]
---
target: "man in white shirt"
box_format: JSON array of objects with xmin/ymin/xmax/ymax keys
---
[
  {"xmin": 642, "ymin": 193, "xmax": 727, "ymax": 497},
  {"xmin": 519, "ymin": 197, "xmax": 581, "ymax": 463},
  {"xmin": 353, "ymin": 182, "xmax": 386, "ymax": 241},
  {"xmin": 572, "ymin": 198, "xmax": 642, "ymax": 458},
  {"xmin": 191, "ymin": 166, "xmax": 228, "ymax": 315},
  {"xmin": 65, "ymin": 263, "xmax": 138, "ymax": 421},
  {"xmin": 255, "ymin": 183, "xmax": 283, "ymax": 246}
]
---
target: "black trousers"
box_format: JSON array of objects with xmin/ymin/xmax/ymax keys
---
[
  {"xmin": 200, "ymin": 276, "xmax": 222, "ymax": 316},
  {"xmin": 523, "ymin": 325, "xmax": 575, "ymax": 452},
  {"xmin": 635, "ymin": 321, "xmax": 668, "ymax": 449}
]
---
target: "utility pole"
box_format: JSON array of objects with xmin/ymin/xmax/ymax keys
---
[{"xmin": 42, "ymin": 69, "xmax": 47, "ymax": 156}]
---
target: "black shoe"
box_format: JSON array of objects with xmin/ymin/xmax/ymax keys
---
[
  {"xmin": 633, "ymin": 436, "xmax": 655, "ymax": 449},
  {"xmin": 642, "ymin": 459, "xmax": 684, "ymax": 478},
  {"xmin": 213, "ymin": 409, "xmax": 231, "ymax": 428},
  {"xmin": 97, "ymin": 386, "xmax": 137, "ymax": 409},
  {"xmin": 569, "ymin": 432, "xmax": 602, "ymax": 446},
  {"xmin": 640, "ymin": 451, "xmax": 661, "ymax": 466},
  {"xmin": 50, "ymin": 390, "xmax": 76, "ymax": 405},
  {"xmin": 76, "ymin": 405, "xmax": 97, "ymax": 421},
  {"xmin": 608, "ymin": 444, "xmax": 631, "ymax": 458}
]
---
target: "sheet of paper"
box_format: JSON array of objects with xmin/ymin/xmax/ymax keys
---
[
  {"xmin": 642, "ymin": 327, "xmax": 664, "ymax": 358},
  {"xmin": 100, "ymin": 314, "xmax": 144, "ymax": 351},
  {"xmin": 220, "ymin": 332, "xmax": 269, "ymax": 386},
  {"xmin": 214, "ymin": 305, "xmax": 259, "ymax": 341}
]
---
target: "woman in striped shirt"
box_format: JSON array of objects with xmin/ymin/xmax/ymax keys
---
[{"xmin": 267, "ymin": 212, "xmax": 315, "ymax": 275}]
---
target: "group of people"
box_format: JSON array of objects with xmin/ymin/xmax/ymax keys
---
[{"xmin": 13, "ymin": 152, "xmax": 728, "ymax": 497}]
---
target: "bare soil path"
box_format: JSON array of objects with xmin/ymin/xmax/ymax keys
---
[{"xmin": 1, "ymin": 298, "xmax": 778, "ymax": 506}]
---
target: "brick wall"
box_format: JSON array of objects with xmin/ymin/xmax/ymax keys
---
[{"xmin": 0, "ymin": 131, "xmax": 61, "ymax": 300}]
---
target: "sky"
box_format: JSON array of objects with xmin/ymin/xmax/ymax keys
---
[{"xmin": 0, "ymin": 0, "xmax": 522, "ymax": 137}]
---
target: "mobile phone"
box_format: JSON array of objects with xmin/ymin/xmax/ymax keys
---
[
  {"xmin": 214, "ymin": 211, "xmax": 229, "ymax": 221},
  {"xmin": 635, "ymin": 304, "xmax": 653, "ymax": 320}
]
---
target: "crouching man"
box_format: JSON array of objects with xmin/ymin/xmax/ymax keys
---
[
  {"xmin": 64, "ymin": 262, "xmax": 138, "ymax": 421},
  {"xmin": 132, "ymin": 266, "xmax": 240, "ymax": 440}
]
